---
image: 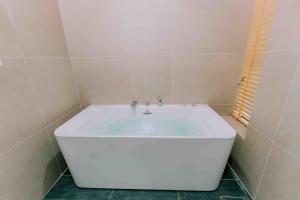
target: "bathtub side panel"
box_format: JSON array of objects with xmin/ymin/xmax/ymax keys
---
[{"xmin": 56, "ymin": 137, "xmax": 234, "ymax": 191}]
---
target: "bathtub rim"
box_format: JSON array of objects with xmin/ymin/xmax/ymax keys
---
[{"xmin": 55, "ymin": 104, "xmax": 236, "ymax": 139}]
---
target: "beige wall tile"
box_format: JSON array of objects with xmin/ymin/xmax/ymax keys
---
[
  {"xmin": 0, "ymin": 0, "xmax": 21, "ymax": 57},
  {"xmin": 58, "ymin": 0, "xmax": 251, "ymax": 105},
  {"xmin": 0, "ymin": 58, "xmax": 44, "ymax": 154},
  {"xmin": 0, "ymin": 179, "xmax": 12, "ymax": 200},
  {"xmin": 0, "ymin": 128, "xmax": 60, "ymax": 200},
  {"xmin": 59, "ymin": 0, "xmax": 127, "ymax": 57},
  {"xmin": 222, "ymin": 79, "xmax": 240, "ymax": 105},
  {"xmin": 276, "ymin": 64, "xmax": 300, "ymax": 160},
  {"xmin": 59, "ymin": 0, "xmax": 172, "ymax": 57},
  {"xmin": 6, "ymin": 0, "xmax": 68, "ymax": 57},
  {"xmin": 268, "ymin": 0, "xmax": 300, "ymax": 51},
  {"xmin": 27, "ymin": 58, "xmax": 79, "ymax": 123},
  {"xmin": 256, "ymin": 144, "xmax": 300, "ymax": 200},
  {"xmin": 130, "ymin": 56, "xmax": 172, "ymax": 104},
  {"xmin": 230, "ymin": 125, "xmax": 272, "ymax": 196},
  {"xmin": 250, "ymin": 51, "xmax": 300, "ymax": 138},
  {"xmin": 173, "ymin": 54, "xmax": 243, "ymax": 104},
  {"xmin": 174, "ymin": 0, "xmax": 254, "ymax": 54},
  {"xmin": 72, "ymin": 58, "xmax": 134, "ymax": 104}
]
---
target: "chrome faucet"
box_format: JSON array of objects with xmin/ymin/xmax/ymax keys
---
[
  {"xmin": 157, "ymin": 97, "xmax": 163, "ymax": 106},
  {"xmin": 131, "ymin": 100, "xmax": 138, "ymax": 109},
  {"xmin": 144, "ymin": 102, "xmax": 152, "ymax": 114}
]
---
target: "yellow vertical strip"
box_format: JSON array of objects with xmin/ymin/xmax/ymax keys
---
[
  {"xmin": 237, "ymin": 0, "xmax": 266, "ymax": 119},
  {"xmin": 233, "ymin": 0, "xmax": 277, "ymax": 125}
]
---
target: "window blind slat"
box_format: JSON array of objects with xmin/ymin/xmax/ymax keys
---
[{"xmin": 233, "ymin": 0, "xmax": 277, "ymax": 126}]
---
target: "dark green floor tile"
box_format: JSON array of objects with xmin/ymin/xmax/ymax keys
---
[
  {"xmin": 222, "ymin": 166, "xmax": 235, "ymax": 180},
  {"xmin": 44, "ymin": 176, "xmax": 111, "ymax": 200},
  {"xmin": 179, "ymin": 180, "xmax": 247, "ymax": 200},
  {"xmin": 45, "ymin": 163, "xmax": 251, "ymax": 200},
  {"xmin": 110, "ymin": 189, "xmax": 178, "ymax": 200},
  {"xmin": 216, "ymin": 180, "xmax": 246, "ymax": 196}
]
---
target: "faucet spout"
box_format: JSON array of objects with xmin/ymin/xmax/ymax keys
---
[
  {"xmin": 131, "ymin": 100, "xmax": 138, "ymax": 109},
  {"xmin": 157, "ymin": 97, "xmax": 163, "ymax": 106}
]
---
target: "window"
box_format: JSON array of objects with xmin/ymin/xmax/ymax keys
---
[{"xmin": 233, "ymin": 0, "xmax": 277, "ymax": 126}]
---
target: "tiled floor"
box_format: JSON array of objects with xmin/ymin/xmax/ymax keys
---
[{"xmin": 44, "ymin": 166, "xmax": 251, "ymax": 200}]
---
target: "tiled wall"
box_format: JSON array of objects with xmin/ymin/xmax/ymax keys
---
[
  {"xmin": 231, "ymin": 0, "xmax": 300, "ymax": 199},
  {"xmin": 58, "ymin": 0, "xmax": 255, "ymax": 113},
  {"xmin": 0, "ymin": 0, "xmax": 80, "ymax": 199}
]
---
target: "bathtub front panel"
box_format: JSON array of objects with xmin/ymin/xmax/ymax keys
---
[{"xmin": 57, "ymin": 136, "xmax": 234, "ymax": 191}]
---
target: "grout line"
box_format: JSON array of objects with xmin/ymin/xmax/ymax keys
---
[
  {"xmin": 266, "ymin": 49, "xmax": 300, "ymax": 53},
  {"xmin": 170, "ymin": 55, "xmax": 175, "ymax": 103},
  {"xmin": 41, "ymin": 168, "xmax": 67, "ymax": 200},
  {"xmin": 0, "ymin": 56, "xmax": 70, "ymax": 59},
  {"xmin": 173, "ymin": 52, "xmax": 243, "ymax": 56},
  {"xmin": 57, "ymin": 0, "xmax": 82, "ymax": 108},
  {"xmin": 227, "ymin": 163, "xmax": 253, "ymax": 200},
  {"xmin": 61, "ymin": 167, "xmax": 69, "ymax": 176},
  {"xmin": 250, "ymin": 125, "xmax": 273, "ymax": 143},
  {"xmin": 0, "ymin": 52, "xmax": 247, "ymax": 60},
  {"xmin": 57, "ymin": 0, "xmax": 72, "ymax": 60},
  {"xmin": 170, "ymin": 0, "xmax": 176, "ymax": 104},
  {"xmin": 0, "ymin": 133, "xmax": 35, "ymax": 157},
  {"xmin": 252, "ymin": 141, "xmax": 273, "ymax": 199},
  {"xmin": 127, "ymin": 57, "xmax": 137, "ymax": 101},
  {"xmin": 220, "ymin": 196, "xmax": 246, "ymax": 200},
  {"xmin": 108, "ymin": 190, "xmax": 114, "ymax": 200},
  {"xmin": 23, "ymin": 59, "xmax": 47, "ymax": 125},
  {"xmin": 253, "ymin": 59, "xmax": 300, "ymax": 199},
  {"xmin": 272, "ymin": 59, "xmax": 300, "ymax": 147},
  {"xmin": 43, "ymin": 105, "xmax": 80, "ymax": 136},
  {"xmin": 62, "ymin": 167, "xmax": 70, "ymax": 176},
  {"xmin": 68, "ymin": 59, "xmax": 82, "ymax": 107},
  {"xmin": 77, "ymin": 52, "xmax": 243, "ymax": 58},
  {"xmin": 46, "ymin": 128, "xmax": 64, "ymax": 174},
  {"xmin": 62, "ymin": 167, "xmax": 71, "ymax": 176},
  {"xmin": 177, "ymin": 191, "xmax": 180, "ymax": 200},
  {"xmin": 0, "ymin": 126, "xmax": 47, "ymax": 157},
  {"xmin": 209, "ymin": 103, "xmax": 233, "ymax": 106},
  {"xmin": 48, "ymin": 105, "xmax": 80, "ymax": 126},
  {"xmin": 0, "ymin": 52, "xmax": 245, "ymax": 60},
  {"xmin": 272, "ymin": 142, "xmax": 300, "ymax": 163},
  {"xmin": 42, "ymin": 106, "xmax": 80, "ymax": 175},
  {"xmin": 69, "ymin": 55, "xmax": 173, "ymax": 59}
]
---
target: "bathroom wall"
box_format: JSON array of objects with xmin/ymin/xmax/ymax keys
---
[
  {"xmin": 58, "ymin": 0, "xmax": 255, "ymax": 114},
  {"xmin": 0, "ymin": 0, "xmax": 80, "ymax": 199},
  {"xmin": 230, "ymin": 0, "xmax": 300, "ymax": 199}
]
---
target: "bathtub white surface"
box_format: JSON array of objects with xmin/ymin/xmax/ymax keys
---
[
  {"xmin": 55, "ymin": 104, "xmax": 235, "ymax": 138},
  {"xmin": 55, "ymin": 104, "xmax": 236, "ymax": 191}
]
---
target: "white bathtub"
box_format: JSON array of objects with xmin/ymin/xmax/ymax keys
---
[{"xmin": 55, "ymin": 104, "xmax": 236, "ymax": 191}]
